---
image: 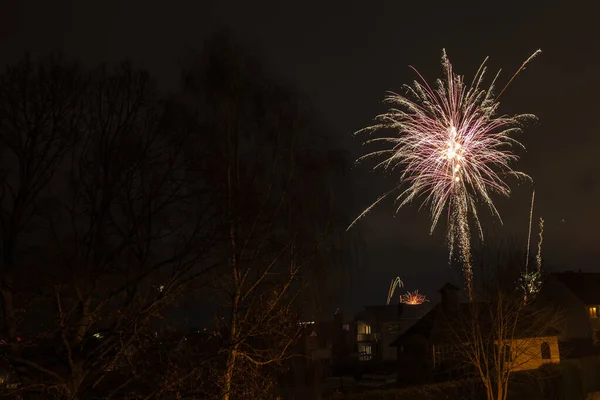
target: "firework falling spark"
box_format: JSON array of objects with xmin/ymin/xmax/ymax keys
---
[
  {"xmin": 387, "ymin": 277, "xmax": 404, "ymax": 305},
  {"xmin": 525, "ymin": 190, "xmax": 535, "ymax": 268},
  {"xmin": 399, "ymin": 290, "xmax": 428, "ymax": 305},
  {"xmin": 350, "ymin": 50, "xmax": 540, "ymax": 298}
]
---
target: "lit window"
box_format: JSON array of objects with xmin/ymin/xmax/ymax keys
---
[
  {"xmin": 589, "ymin": 307, "xmax": 599, "ymax": 319},
  {"xmin": 357, "ymin": 323, "xmax": 372, "ymax": 341},
  {"xmin": 358, "ymin": 343, "xmax": 373, "ymax": 361},
  {"xmin": 541, "ymin": 342, "xmax": 551, "ymax": 359},
  {"xmin": 360, "ymin": 343, "xmax": 372, "ymax": 354}
]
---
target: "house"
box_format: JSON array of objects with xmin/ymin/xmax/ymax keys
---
[
  {"xmin": 354, "ymin": 302, "xmax": 429, "ymax": 363},
  {"xmin": 391, "ymin": 283, "xmax": 560, "ymax": 383},
  {"xmin": 538, "ymin": 271, "xmax": 600, "ymax": 357}
]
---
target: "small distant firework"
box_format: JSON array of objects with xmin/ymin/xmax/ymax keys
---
[
  {"xmin": 387, "ymin": 277, "xmax": 404, "ymax": 305},
  {"xmin": 521, "ymin": 269, "xmax": 541, "ymax": 300},
  {"xmin": 351, "ymin": 50, "xmax": 540, "ymax": 299},
  {"xmin": 399, "ymin": 290, "xmax": 429, "ymax": 305}
]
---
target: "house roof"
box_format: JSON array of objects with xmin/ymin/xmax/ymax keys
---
[
  {"xmin": 355, "ymin": 303, "xmax": 431, "ymax": 323},
  {"xmin": 390, "ymin": 302, "xmax": 483, "ymax": 346},
  {"xmin": 552, "ymin": 272, "xmax": 600, "ymax": 305},
  {"xmin": 438, "ymin": 283, "xmax": 460, "ymax": 293},
  {"xmin": 390, "ymin": 301, "xmax": 560, "ymax": 347},
  {"xmin": 390, "ymin": 304, "xmax": 440, "ymax": 346}
]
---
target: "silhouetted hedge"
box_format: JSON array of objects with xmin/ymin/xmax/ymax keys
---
[{"xmin": 340, "ymin": 379, "xmax": 483, "ymax": 400}]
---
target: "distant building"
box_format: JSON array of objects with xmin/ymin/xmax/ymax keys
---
[
  {"xmin": 538, "ymin": 271, "xmax": 600, "ymax": 357},
  {"xmin": 354, "ymin": 303, "xmax": 430, "ymax": 363}
]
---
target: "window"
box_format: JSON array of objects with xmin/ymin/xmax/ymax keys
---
[
  {"xmin": 342, "ymin": 324, "xmax": 350, "ymax": 332},
  {"xmin": 358, "ymin": 343, "xmax": 372, "ymax": 355},
  {"xmin": 357, "ymin": 322, "xmax": 371, "ymax": 334},
  {"xmin": 541, "ymin": 342, "xmax": 551, "ymax": 359},
  {"xmin": 357, "ymin": 323, "xmax": 372, "ymax": 341},
  {"xmin": 589, "ymin": 307, "xmax": 599, "ymax": 319},
  {"xmin": 433, "ymin": 344, "xmax": 445, "ymax": 369},
  {"xmin": 358, "ymin": 343, "xmax": 372, "ymax": 361}
]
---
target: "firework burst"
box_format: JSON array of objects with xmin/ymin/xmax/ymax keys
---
[
  {"xmin": 399, "ymin": 290, "xmax": 429, "ymax": 305},
  {"xmin": 351, "ymin": 50, "xmax": 540, "ymax": 298}
]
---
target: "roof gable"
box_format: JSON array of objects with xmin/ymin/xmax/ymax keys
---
[{"xmin": 553, "ymin": 272, "xmax": 600, "ymax": 305}]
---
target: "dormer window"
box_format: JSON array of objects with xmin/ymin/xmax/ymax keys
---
[{"xmin": 588, "ymin": 306, "xmax": 599, "ymax": 319}]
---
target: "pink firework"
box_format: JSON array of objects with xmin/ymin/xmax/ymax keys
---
[
  {"xmin": 350, "ymin": 50, "xmax": 540, "ymax": 297},
  {"xmin": 399, "ymin": 290, "xmax": 428, "ymax": 305}
]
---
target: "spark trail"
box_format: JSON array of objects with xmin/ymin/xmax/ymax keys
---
[
  {"xmin": 387, "ymin": 277, "xmax": 404, "ymax": 305},
  {"xmin": 525, "ymin": 190, "xmax": 535, "ymax": 268}
]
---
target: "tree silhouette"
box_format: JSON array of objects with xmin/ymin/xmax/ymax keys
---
[{"xmin": 0, "ymin": 56, "xmax": 220, "ymax": 399}]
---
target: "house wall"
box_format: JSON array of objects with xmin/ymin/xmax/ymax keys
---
[
  {"xmin": 382, "ymin": 321, "xmax": 400, "ymax": 360},
  {"xmin": 507, "ymin": 336, "xmax": 560, "ymax": 372},
  {"xmin": 397, "ymin": 334, "xmax": 432, "ymax": 384},
  {"xmin": 589, "ymin": 306, "xmax": 600, "ymax": 343}
]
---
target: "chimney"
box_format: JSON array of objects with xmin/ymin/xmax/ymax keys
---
[
  {"xmin": 439, "ymin": 283, "xmax": 460, "ymax": 314},
  {"xmin": 397, "ymin": 302, "xmax": 404, "ymax": 318}
]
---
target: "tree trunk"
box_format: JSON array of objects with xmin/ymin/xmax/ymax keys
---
[
  {"xmin": 0, "ymin": 274, "xmax": 16, "ymax": 340},
  {"xmin": 222, "ymin": 292, "xmax": 239, "ymax": 400},
  {"xmin": 222, "ymin": 99, "xmax": 240, "ymax": 400}
]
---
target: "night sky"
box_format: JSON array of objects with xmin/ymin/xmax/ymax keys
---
[{"xmin": 2, "ymin": 0, "xmax": 599, "ymax": 312}]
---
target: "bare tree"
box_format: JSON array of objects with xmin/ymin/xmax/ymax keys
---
[
  {"xmin": 0, "ymin": 33, "xmax": 347, "ymax": 399},
  {"xmin": 172, "ymin": 32, "xmax": 345, "ymax": 400},
  {"xmin": 447, "ymin": 261, "xmax": 562, "ymax": 400},
  {"xmin": 0, "ymin": 55, "xmax": 85, "ymax": 343}
]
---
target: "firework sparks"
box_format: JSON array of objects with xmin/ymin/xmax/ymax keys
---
[
  {"xmin": 521, "ymin": 217, "xmax": 544, "ymax": 301},
  {"xmin": 350, "ymin": 50, "xmax": 540, "ymax": 298},
  {"xmin": 399, "ymin": 290, "xmax": 429, "ymax": 305},
  {"xmin": 536, "ymin": 217, "xmax": 544, "ymax": 272},
  {"xmin": 387, "ymin": 277, "xmax": 404, "ymax": 305}
]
